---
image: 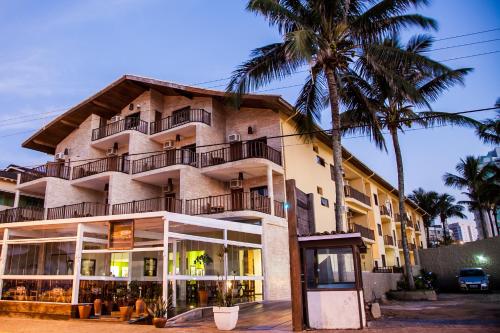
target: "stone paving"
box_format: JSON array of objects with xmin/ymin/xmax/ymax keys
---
[{"xmin": 0, "ymin": 293, "xmax": 499, "ymax": 333}]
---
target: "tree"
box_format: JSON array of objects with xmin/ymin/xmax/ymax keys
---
[
  {"xmin": 408, "ymin": 188, "xmax": 438, "ymax": 246},
  {"xmin": 476, "ymin": 98, "xmax": 500, "ymax": 145},
  {"xmin": 443, "ymin": 156, "xmax": 499, "ymax": 239},
  {"xmin": 340, "ymin": 35, "xmax": 477, "ymax": 289},
  {"xmin": 226, "ymin": 0, "xmax": 437, "ymax": 234},
  {"xmin": 435, "ymin": 193, "xmax": 465, "ymax": 243}
]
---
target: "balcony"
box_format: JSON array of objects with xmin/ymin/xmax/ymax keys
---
[
  {"xmin": 397, "ymin": 240, "xmax": 416, "ymax": 251},
  {"xmin": 132, "ymin": 149, "xmax": 198, "ymax": 174},
  {"xmin": 92, "ymin": 118, "xmax": 148, "ymax": 141},
  {"xmin": 0, "ymin": 206, "xmax": 44, "ymax": 223},
  {"xmin": 19, "ymin": 163, "xmax": 70, "ymax": 184},
  {"xmin": 150, "ymin": 108, "xmax": 211, "ymax": 135},
  {"xmin": 200, "ymin": 141, "xmax": 282, "ymax": 168},
  {"xmin": 112, "ymin": 196, "xmax": 182, "ymax": 215},
  {"xmin": 344, "ymin": 185, "xmax": 371, "ymax": 209},
  {"xmin": 47, "ymin": 202, "xmax": 108, "ymax": 220},
  {"xmin": 72, "ymin": 156, "xmax": 129, "ymax": 180},
  {"xmin": 185, "ymin": 192, "xmax": 271, "ymax": 216},
  {"xmin": 380, "ymin": 206, "xmax": 392, "ymax": 220},
  {"xmin": 274, "ymin": 200, "xmax": 286, "ymax": 218},
  {"xmin": 373, "ymin": 266, "xmax": 404, "ymax": 273},
  {"xmin": 383, "ymin": 235, "xmax": 395, "ymax": 246},
  {"xmin": 349, "ymin": 223, "xmax": 375, "ymax": 240},
  {"xmin": 395, "ymin": 214, "xmax": 414, "ymax": 228}
]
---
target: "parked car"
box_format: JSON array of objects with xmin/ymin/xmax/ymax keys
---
[{"xmin": 457, "ymin": 268, "xmax": 490, "ymax": 292}]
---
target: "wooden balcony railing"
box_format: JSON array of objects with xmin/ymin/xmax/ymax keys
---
[
  {"xmin": 112, "ymin": 196, "xmax": 182, "ymax": 215},
  {"xmin": 349, "ymin": 223, "xmax": 375, "ymax": 240},
  {"xmin": 0, "ymin": 170, "xmax": 17, "ymax": 180},
  {"xmin": 0, "ymin": 206, "xmax": 44, "ymax": 223},
  {"xmin": 185, "ymin": 192, "xmax": 271, "ymax": 216},
  {"xmin": 150, "ymin": 109, "xmax": 211, "ymax": 135},
  {"xmin": 384, "ymin": 235, "xmax": 395, "ymax": 246},
  {"xmin": 394, "ymin": 213, "xmax": 414, "ymax": 228},
  {"xmin": 344, "ymin": 185, "xmax": 371, "ymax": 206},
  {"xmin": 380, "ymin": 206, "xmax": 392, "ymax": 217},
  {"xmin": 274, "ymin": 200, "xmax": 286, "ymax": 218},
  {"xmin": 92, "ymin": 118, "xmax": 148, "ymax": 141},
  {"xmin": 132, "ymin": 149, "xmax": 198, "ymax": 174},
  {"xmin": 20, "ymin": 163, "xmax": 70, "ymax": 184},
  {"xmin": 47, "ymin": 202, "xmax": 108, "ymax": 220},
  {"xmin": 72, "ymin": 156, "xmax": 129, "ymax": 180},
  {"xmin": 373, "ymin": 266, "xmax": 404, "ymax": 273},
  {"xmin": 397, "ymin": 240, "xmax": 416, "ymax": 251},
  {"xmin": 200, "ymin": 141, "xmax": 282, "ymax": 168}
]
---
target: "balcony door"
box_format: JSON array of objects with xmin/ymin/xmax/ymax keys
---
[
  {"xmin": 250, "ymin": 186, "xmax": 268, "ymax": 212},
  {"xmin": 230, "ymin": 141, "xmax": 243, "ymax": 161},
  {"xmin": 181, "ymin": 144, "xmax": 197, "ymax": 166},
  {"xmin": 247, "ymin": 137, "xmax": 267, "ymax": 159},
  {"xmin": 231, "ymin": 188, "xmax": 244, "ymax": 211},
  {"xmin": 164, "ymin": 193, "xmax": 176, "ymax": 213},
  {"xmin": 172, "ymin": 107, "xmax": 190, "ymax": 126},
  {"xmin": 125, "ymin": 112, "xmax": 140, "ymax": 129}
]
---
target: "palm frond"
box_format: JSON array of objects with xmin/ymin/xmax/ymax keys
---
[{"xmin": 417, "ymin": 68, "xmax": 472, "ymax": 104}]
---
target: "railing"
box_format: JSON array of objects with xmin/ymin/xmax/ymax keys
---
[
  {"xmin": 200, "ymin": 141, "xmax": 282, "ymax": 167},
  {"xmin": 150, "ymin": 109, "xmax": 211, "ymax": 135},
  {"xmin": 380, "ymin": 206, "xmax": 392, "ymax": 217},
  {"xmin": 274, "ymin": 200, "xmax": 286, "ymax": 218},
  {"xmin": 92, "ymin": 118, "xmax": 148, "ymax": 141},
  {"xmin": 72, "ymin": 156, "xmax": 129, "ymax": 180},
  {"xmin": 20, "ymin": 163, "xmax": 70, "ymax": 184},
  {"xmin": 47, "ymin": 202, "xmax": 108, "ymax": 220},
  {"xmin": 0, "ymin": 206, "xmax": 44, "ymax": 223},
  {"xmin": 384, "ymin": 235, "xmax": 395, "ymax": 246},
  {"xmin": 0, "ymin": 170, "xmax": 17, "ymax": 180},
  {"xmin": 344, "ymin": 186, "xmax": 371, "ymax": 206},
  {"xmin": 397, "ymin": 240, "xmax": 416, "ymax": 251},
  {"xmin": 394, "ymin": 213, "xmax": 414, "ymax": 228},
  {"xmin": 132, "ymin": 149, "xmax": 198, "ymax": 174},
  {"xmin": 112, "ymin": 197, "xmax": 182, "ymax": 215},
  {"xmin": 185, "ymin": 192, "xmax": 271, "ymax": 216},
  {"xmin": 349, "ymin": 223, "xmax": 375, "ymax": 240},
  {"xmin": 373, "ymin": 266, "xmax": 404, "ymax": 273}
]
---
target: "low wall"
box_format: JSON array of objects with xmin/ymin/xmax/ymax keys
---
[
  {"xmin": 362, "ymin": 272, "xmax": 402, "ymax": 302},
  {"xmin": 419, "ymin": 237, "xmax": 500, "ymax": 291},
  {"xmin": 0, "ymin": 301, "xmax": 74, "ymax": 319}
]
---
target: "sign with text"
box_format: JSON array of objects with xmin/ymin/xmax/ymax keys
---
[{"xmin": 108, "ymin": 220, "xmax": 134, "ymax": 250}]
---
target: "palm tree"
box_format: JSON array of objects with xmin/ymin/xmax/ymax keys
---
[
  {"xmin": 435, "ymin": 193, "xmax": 465, "ymax": 243},
  {"xmin": 408, "ymin": 188, "xmax": 438, "ymax": 246},
  {"xmin": 476, "ymin": 99, "xmax": 500, "ymax": 145},
  {"xmin": 340, "ymin": 35, "xmax": 477, "ymax": 288},
  {"xmin": 226, "ymin": 0, "xmax": 437, "ymax": 234},
  {"xmin": 443, "ymin": 156, "xmax": 499, "ymax": 239}
]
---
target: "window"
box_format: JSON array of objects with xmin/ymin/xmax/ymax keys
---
[
  {"xmin": 305, "ymin": 247, "xmax": 356, "ymax": 289},
  {"xmin": 0, "ymin": 191, "xmax": 15, "ymax": 207},
  {"xmin": 320, "ymin": 197, "xmax": 329, "ymax": 207},
  {"xmin": 317, "ymin": 186, "xmax": 323, "ymax": 195},
  {"xmin": 373, "ymin": 194, "xmax": 379, "ymax": 206},
  {"xmin": 381, "ymin": 254, "xmax": 386, "ymax": 267},
  {"xmin": 330, "ymin": 164, "xmax": 334, "ymax": 181},
  {"xmin": 316, "ymin": 155, "xmax": 325, "ymax": 166},
  {"xmin": 377, "ymin": 224, "xmax": 383, "ymax": 236},
  {"xmin": 312, "ymin": 145, "xmax": 319, "ymax": 153}
]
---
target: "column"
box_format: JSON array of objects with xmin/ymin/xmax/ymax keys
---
[
  {"xmin": 14, "ymin": 173, "xmax": 21, "ymax": 208},
  {"xmin": 172, "ymin": 241, "xmax": 177, "ymax": 307},
  {"xmin": 71, "ymin": 223, "xmax": 84, "ymax": 304},
  {"xmin": 162, "ymin": 217, "xmax": 169, "ymax": 313},
  {"xmin": 223, "ymin": 229, "xmax": 228, "ymax": 277},
  {"xmin": 0, "ymin": 228, "xmax": 10, "ymax": 299},
  {"xmin": 267, "ymin": 166, "xmax": 275, "ymax": 216}
]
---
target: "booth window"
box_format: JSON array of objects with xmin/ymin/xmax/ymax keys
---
[{"xmin": 305, "ymin": 247, "xmax": 356, "ymax": 289}]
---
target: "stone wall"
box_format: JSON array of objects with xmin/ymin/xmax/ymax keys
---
[
  {"xmin": 362, "ymin": 272, "xmax": 402, "ymax": 302},
  {"xmin": 419, "ymin": 237, "xmax": 500, "ymax": 291}
]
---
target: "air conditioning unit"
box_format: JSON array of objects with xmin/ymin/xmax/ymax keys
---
[
  {"xmin": 163, "ymin": 140, "xmax": 175, "ymax": 150},
  {"xmin": 110, "ymin": 115, "xmax": 122, "ymax": 123},
  {"xmin": 162, "ymin": 184, "xmax": 173, "ymax": 193},
  {"xmin": 228, "ymin": 134, "xmax": 241, "ymax": 142},
  {"xmin": 54, "ymin": 152, "xmax": 65, "ymax": 161},
  {"xmin": 229, "ymin": 179, "xmax": 242, "ymax": 189},
  {"xmin": 344, "ymin": 180, "xmax": 350, "ymax": 186},
  {"xmin": 106, "ymin": 147, "xmax": 117, "ymax": 156}
]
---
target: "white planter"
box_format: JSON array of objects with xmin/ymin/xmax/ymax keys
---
[{"xmin": 213, "ymin": 306, "xmax": 239, "ymax": 331}]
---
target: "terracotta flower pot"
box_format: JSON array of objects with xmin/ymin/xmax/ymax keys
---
[
  {"xmin": 104, "ymin": 300, "xmax": 114, "ymax": 314},
  {"xmin": 119, "ymin": 306, "xmax": 133, "ymax": 321},
  {"xmin": 78, "ymin": 305, "xmax": 92, "ymax": 319},
  {"xmin": 198, "ymin": 290, "xmax": 208, "ymax": 306},
  {"xmin": 135, "ymin": 298, "xmax": 146, "ymax": 315},
  {"xmin": 93, "ymin": 299, "xmax": 102, "ymax": 316},
  {"xmin": 153, "ymin": 317, "xmax": 167, "ymax": 328}
]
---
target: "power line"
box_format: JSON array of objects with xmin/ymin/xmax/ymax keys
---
[
  {"xmin": 0, "ymin": 109, "xmax": 65, "ymax": 122},
  {"xmin": 424, "ymin": 38, "xmax": 500, "ymax": 52},
  {"xmin": 434, "ymin": 28, "xmax": 500, "ymax": 42},
  {"xmin": 440, "ymin": 50, "xmax": 500, "ymax": 62},
  {"xmin": 10, "ymin": 106, "xmax": 498, "ymax": 168}
]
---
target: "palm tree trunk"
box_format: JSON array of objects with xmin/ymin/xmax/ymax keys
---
[
  {"xmin": 486, "ymin": 208, "xmax": 496, "ymax": 237},
  {"xmin": 478, "ymin": 207, "xmax": 488, "ymax": 239},
  {"xmin": 495, "ymin": 205, "xmax": 500, "ymax": 236},
  {"xmin": 440, "ymin": 215, "xmax": 448, "ymax": 241},
  {"xmin": 390, "ymin": 128, "xmax": 415, "ymax": 290},
  {"xmin": 425, "ymin": 225, "xmax": 430, "ymax": 247},
  {"xmin": 324, "ymin": 66, "xmax": 345, "ymax": 232}
]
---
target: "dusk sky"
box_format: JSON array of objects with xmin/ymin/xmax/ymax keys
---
[{"xmin": 0, "ymin": 0, "xmax": 499, "ymax": 223}]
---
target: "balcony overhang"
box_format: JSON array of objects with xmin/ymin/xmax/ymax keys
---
[
  {"xmin": 201, "ymin": 159, "xmax": 283, "ymax": 182},
  {"xmin": 345, "ymin": 198, "xmax": 371, "ymax": 214},
  {"xmin": 131, "ymin": 167, "xmax": 183, "ymax": 186},
  {"xmin": 90, "ymin": 131, "xmax": 132, "ymax": 150},
  {"xmin": 16, "ymin": 178, "xmax": 48, "ymax": 196},
  {"xmin": 71, "ymin": 172, "xmax": 112, "ymax": 191}
]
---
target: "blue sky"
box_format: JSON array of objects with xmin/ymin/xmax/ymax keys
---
[{"xmin": 0, "ymin": 0, "xmax": 499, "ymax": 222}]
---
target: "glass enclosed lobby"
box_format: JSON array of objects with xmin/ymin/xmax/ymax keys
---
[{"xmin": 0, "ymin": 212, "xmax": 264, "ymax": 312}]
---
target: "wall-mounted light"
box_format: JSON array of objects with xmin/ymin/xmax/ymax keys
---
[
  {"xmin": 176, "ymin": 134, "xmax": 181, "ymax": 142},
  {"xmin": 248, "ymin": 126, "xmax": 254, "ymax": 135},
  {"xmin": 238, "ymin": 172, "xmax": 244, "ymax": 180},
  {"xmin": 113, "ymin": 142, "xmax": 119, "ymax": 150},
  {"xmin": 129, "ymin": 103, "xmax": 134, "ymax": 110}
]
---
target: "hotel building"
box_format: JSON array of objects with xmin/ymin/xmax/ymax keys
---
[{"xmin": 0, "ymin": 75, "xmax": 426, "ymax": 315}]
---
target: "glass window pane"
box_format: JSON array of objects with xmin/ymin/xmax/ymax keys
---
[{"xmin": 305, "ymin": 247, "xmax": 356, "ymax": 289}]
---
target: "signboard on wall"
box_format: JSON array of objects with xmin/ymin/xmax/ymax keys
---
[{"xmin": 108, "ymin": 220, "xmax": 134, "ymax": 250}]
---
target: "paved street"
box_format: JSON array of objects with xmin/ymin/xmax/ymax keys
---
[{"xmin": 0, "ymin": 293, "xmax": 499, "ymax": 333}]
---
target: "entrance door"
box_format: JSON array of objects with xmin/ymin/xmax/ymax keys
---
[
  {"xmin": 381, "ymin": 254, "xmax": 386, "ymax": 267},
  {"xmin": 247, "ymin": 137, "xmax": 267, "ymax": 158},
  {"xmin": 172, "ymin": 107, "xmax": 190, "ymax": 126},
  {"xmin": 250, "ymin": 186, "xmax": 268, "ymax": 212},
  {"xmin": 125, "ymin": 112, "xmax": 140, "ymax": 129},
  {"xmin": 231, "ymin": 188, "xmax": 244, "ymax": 211},
  {"xmin": 230, "ymin": 141, "xmax": 243, "ymax": 161}
]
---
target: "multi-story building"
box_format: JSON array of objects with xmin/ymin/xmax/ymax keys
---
[
  {"xmin": 0, "ymin": 75, "xmax": 426, "ymax": 314},
  {"xmin": 448, "ymin": 221, "xmax": 478, "ymax": 243},
  {"xmin": 476, "ymin": 147, "xmax": 500, "ymax": 238}
]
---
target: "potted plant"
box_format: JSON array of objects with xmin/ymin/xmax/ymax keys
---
[
  {"xmin": 130, "ymin": 281, "xmax": 146, "ymax": 316},
  {"xmin": 194, "ymin": 253, "xmax": 213, "ymax": 306},
  {"xmin": 116, "ymin": 287, "xmax": 133, "ymax": 321},
  {"xmin": 78, "ymin": 304, "xmax": 92, "ymax": 319},
  {"xmin": 147, "ymin": 297, "xmax": 168, "ymax": 328},
  {"xmin": 213, "ymin": 247, "xmax": 239, "ymax": 331}
]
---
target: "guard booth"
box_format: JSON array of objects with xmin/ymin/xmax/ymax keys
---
[{"xmin": 286, "ymin": 180, "xmax": 367, "ymax": 330}]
